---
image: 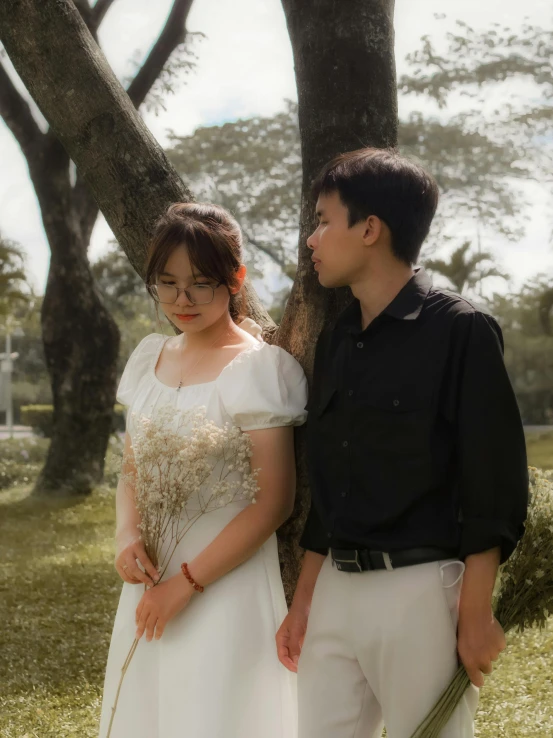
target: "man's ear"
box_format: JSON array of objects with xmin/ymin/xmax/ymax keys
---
[
  {"xmin": 231, "ymin": 264, "xmax": 247, "ymax": 293},
  {"xmin": 362, "ymin": 215, "xmax": 383, "ymax": 246}
]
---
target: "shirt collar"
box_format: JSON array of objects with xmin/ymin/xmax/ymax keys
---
[{"xmin": 335, "ymin": 267, "xmax": 433, "ymax": 335}]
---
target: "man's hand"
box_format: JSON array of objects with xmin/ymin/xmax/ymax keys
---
[
  {"xmin": 457, "ymin": 607, "xmax": 506, "ymax": 687},
  {"xmin": 457, "ymin": 546, "xmax": 505, "ymax": 687},
  {"xmin": 276, "ymin": 608, "xmax": 309, "ymax": 673}
]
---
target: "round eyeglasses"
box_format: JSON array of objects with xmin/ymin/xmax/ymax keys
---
[{"xmin": 148, "ymin": 282, "xmax": 222, "ymax": 306}]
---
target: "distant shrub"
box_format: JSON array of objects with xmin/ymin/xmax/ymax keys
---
[
  {"xmin": 0, "ymin": 434, "xmax": 124, "ymax": 491},
  {"xmin": 20, "ymin": 405, "xmax": 53, "ymax": 437},
  {"xmin": 0, "ymin": 437, "xmax": 48, "ymax": 490},
  {"xmin": 20, "ymin": 404, "xmax": 126, "ymax": 438}
]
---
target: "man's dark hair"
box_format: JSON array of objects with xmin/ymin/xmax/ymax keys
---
[{"xmin": 312, "ymin": 148, "xmax": 439, "ymax": 265}]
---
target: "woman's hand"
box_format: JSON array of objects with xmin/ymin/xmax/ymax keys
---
[
  {"xmin": 115, "ymin": 535, "xmax": 160, "ymax": 587},
  {"xmin": 135, "ymin": 574, "xmax": 196, "ymax": 641}
]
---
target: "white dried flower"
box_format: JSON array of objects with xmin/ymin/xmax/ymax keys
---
[{"xmin": 121, "ymin": 404, "xmax": 260, "ymax": 577}]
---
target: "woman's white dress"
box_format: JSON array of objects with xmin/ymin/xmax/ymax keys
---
[{"xmin": 98, "ymin": 320, "xmax": 307, "ymax": 738}]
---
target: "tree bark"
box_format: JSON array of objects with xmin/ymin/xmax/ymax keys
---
[
  {"xmin": 30, "ymin": 132, "xmax": 121, "ymax": 495},
  {"xmin": 274, "ymin": 0, "xmax": 398, "ymax": 598}
]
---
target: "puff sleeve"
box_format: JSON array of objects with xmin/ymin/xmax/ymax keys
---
[
  {"xmin": 217, "ymin": 342, "xmax": 308, "ymax": 431},
  {"xmin": 116, "ymin": 333, "xmax": 164, "ymax": 407}
]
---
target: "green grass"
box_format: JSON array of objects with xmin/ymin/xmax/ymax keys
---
[
  {"xmin": 0, "ymin": 442, "xmax": 552, "ymax": 736},
  {"xmin": 525, "ymin": 431, "xmax": 553, "ymax": 470},
  {"xmin": 0, "ymin": 483, "xmax": 120, "ymax": 737}
]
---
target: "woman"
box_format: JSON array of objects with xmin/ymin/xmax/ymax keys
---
[{"xmin": 98, "ymin": 202, "xmax": 307, "ymax": 738}]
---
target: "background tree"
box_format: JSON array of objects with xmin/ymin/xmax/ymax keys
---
[
  {"xmin": 167, "ymin": 100, "xmax": 301, "ymax": 281},
  {"xmin": 539, "ymin": 286, "xmax": 553, "ymax": 336},
  {"xmin": 0, "ymin": 236, "xmax": 30, "ymax": 316},
  {"xmin": 425, "ymin": 241, "xmax": 509, "ymax": 295},
  {"xmin": 0, "ymin": 0, "xmax": 196, "ymax": 495},
  {"xmin": 491, "ymin": 276, "xmax": 553, "ymax": 424},
  {"xmin": 400, "ymin": 19, "xmax": 553, "ymax": 332},
  {"xmin": 399, "ymin": 20, "xmax": 552, "ymax": 125},
  {"xmin": 91, "ymin": 244, "xmax": 161, "ymax": 362},
  {"xmin": 399, "ymin": 113, "xmax": 528, "ymax": 253},
  {"xmin": 166, "ymin": 88, "xmax": 537, "ymax": 302},
  {"xmin": 92, "ymin": 244, "xmax": 150, "ymax": 314},
  {"xmin": 400, "ymin": 19, "xmax": 553, "ymax": 243}
]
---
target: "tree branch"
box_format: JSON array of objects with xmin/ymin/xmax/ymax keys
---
[
  {"xmin": 126, "ymin": 0, "xmax": 194, "ymax": 109},
  {"xmin": 73, "ymin": 0, "xmax": 93, "ymax": 25},
  {"xmin": 92, "ymin": 0, "xmax": 117, "ymax": 28},
  {"xmin": 73, "ymin": 175, "xmax": 100, "ymax": 245},
  {"xmin": 73, "ymin": 0, "xmax": 195, "ymax": 244},
  {"xmin": 0, "ymin": 59, "xmax": 43, "ymax": 158},
  {"xmin": 74, "ymin": 0, "xmax": 116, "ymax": 41},
  {"xmin": 244, "ymin": 232, "xmax": 290, "ymax": 275}
]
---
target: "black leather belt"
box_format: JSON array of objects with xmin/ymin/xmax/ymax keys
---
[{"xmin": 330, "ymin": 546, "xmax": 457, "ymax": 573}]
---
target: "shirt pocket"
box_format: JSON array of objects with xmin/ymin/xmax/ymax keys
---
[
  {"xmin": 355, "ymin": 386, "xmax": 429, "ymax": 454},
  {"xmin": 314, "ymin": 382, "xmax": 339, "ymax": 417}
]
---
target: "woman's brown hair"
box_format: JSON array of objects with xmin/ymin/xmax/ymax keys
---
[{"xmin": 145, "ymin": 202, "xmax": 245, "ymax": 328}]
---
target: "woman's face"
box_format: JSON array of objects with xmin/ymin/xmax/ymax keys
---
[{"xmin": 152, "ymin": 245, "xmax": 244, "ymax": 333}]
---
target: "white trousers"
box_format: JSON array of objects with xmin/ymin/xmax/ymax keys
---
[{"xmin": 297, "ymin": 554, "xmax": 479, "ymax": 738}]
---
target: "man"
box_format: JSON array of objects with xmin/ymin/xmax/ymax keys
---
[{"xmin": 276, "ymin": 148, "xmax": 528, "ymax": 737}]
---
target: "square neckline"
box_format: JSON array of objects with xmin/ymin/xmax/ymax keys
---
[{"xmin": 151, "ymin": 333, "xmax": 261, "ymax": 391}]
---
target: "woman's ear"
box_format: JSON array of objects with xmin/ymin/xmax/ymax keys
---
[{"xmin": 231, "ymin": 264, "xmax": 247, "ymax": 293}]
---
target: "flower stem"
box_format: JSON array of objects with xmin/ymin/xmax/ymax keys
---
[
  {"xmin": 106, "ymin": 636, "xmax": 139, "ymax": 738},
  {"xmin": 409, "ymin": 667, "xmax": 471, "ymax": 738}
]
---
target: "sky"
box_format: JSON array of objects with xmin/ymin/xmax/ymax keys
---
[{"xmin": 0, "ymin": 0, "xmax": 551, "ymax": 298}]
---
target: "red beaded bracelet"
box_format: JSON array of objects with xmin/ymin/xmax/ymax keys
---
[{"xmin": 181, "ymin": 562, "xmax": 204, "ymax": 593}]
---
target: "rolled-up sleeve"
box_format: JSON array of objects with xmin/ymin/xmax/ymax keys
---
[{"xmin": 456, "ymin": 311, "xmax": 528, "ymax": 563}]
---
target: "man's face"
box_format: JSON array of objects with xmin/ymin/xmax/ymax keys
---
[{"xmin": 307, "ymin": 191, "xmax": 370, "ymax": 289}]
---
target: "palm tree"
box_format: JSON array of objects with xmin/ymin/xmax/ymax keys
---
[
  {"xmin": 0, "ymin": 237, "xmax": 30, "ymax": 317},
  {"xmin": 424, "ymin": 241, "xmax": 509, "ymax": 295}
]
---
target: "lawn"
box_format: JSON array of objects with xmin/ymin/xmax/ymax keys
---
[
  {"xmin": 525, "ymin": 430, "xmax": 553, "ymax": 470},
  {"xmin": 0, "ymin": 438, "xmax": 552, "ymax": 736}
]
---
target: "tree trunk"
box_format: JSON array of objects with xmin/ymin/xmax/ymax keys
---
[
  {"xmin": 29, "ymin": 133, "xmax": 120, "ymax": 495},
  {"xmin": 274, "ymin": 0, "xmax": 398, "ymax": 598}
]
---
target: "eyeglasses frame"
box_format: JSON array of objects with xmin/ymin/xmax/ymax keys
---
[{"xmin": 147, "ymin": 280, "xmax": 223, "ymax": 306}]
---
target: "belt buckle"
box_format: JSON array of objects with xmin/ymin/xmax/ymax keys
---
[{"xmin": 333, "ymin": 549, "xmax": 363, "ymax": 572}]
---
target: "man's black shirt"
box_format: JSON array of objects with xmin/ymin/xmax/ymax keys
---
[{"xmin": 299, "ymin": 268, "xmax": 528, "ymax": 564}]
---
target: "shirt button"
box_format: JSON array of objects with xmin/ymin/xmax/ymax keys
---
[
  {"xmin": 348, "ymin": 390, "xmax": 354, "ymax": 397},
  {"xmin": 357, "ymin": 342, "xmax": 364, "ymax": 349},
  {"xmin": 393, "ymin": 399, "xmax": 400, "ymax": 407},
  {"xmin": 342, "ymin": 440, "xmax": 348, "ymax": 447},
  {"xmin": 327, "ymin": 532, "xmax": 332, "ymax": 539},
  {"xmin": 341, "ymin": 491, "xmax": 347, "ymax": 498}
]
